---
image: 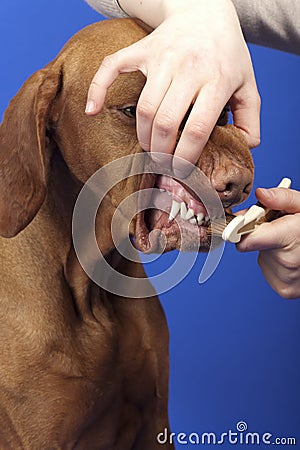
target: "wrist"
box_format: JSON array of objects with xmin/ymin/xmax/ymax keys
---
[
  {"xmin": 118, "ymin": 0, "xmax": 166, "ymax": 28},
  {"xmin": 162, "ymin": 0, "xmax": 197, "ymax": 17}
]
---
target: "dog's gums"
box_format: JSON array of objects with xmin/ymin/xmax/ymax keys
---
[
  {"xmin": 134, "ymin": 174, "xmax": 231, "ymax": 253},
  {"xmin": 0, "ymin": 18, "xmax": 255, "ymax": 449}
]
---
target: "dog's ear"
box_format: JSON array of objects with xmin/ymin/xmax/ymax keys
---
[{"xmin": 0, "ymin": 65, "xmax": 62, "ymax": 237}]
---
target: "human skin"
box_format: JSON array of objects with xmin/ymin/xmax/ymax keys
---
[
  {"xmin": 84, "ymin": 0, "xmax": 299, "ymax": 300},
  {"xmin": 237, "ymin": 187, "xmax": 300, "ymax": 299},
  {"xmin": 85, "ymin": 0, "xmax": 261, "ymax": 165}
]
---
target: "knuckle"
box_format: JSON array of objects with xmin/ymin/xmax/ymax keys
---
[
  {"xmin": 276, "ymin": 252, "xmax": 299, "ymax": 272},
  {"xmin": 245, "ymin": 82, "xmax": 261, "ymax": 108},
  {"xmin": 258, "ymin": 250, "xmax": 300, "ymax": 299},
  {"xmin": 184, "ymin": 53, "xmax": 203, "ymax": 71},
  {"xmin": 101, "ymin": 53, "xmax": 118, "ymax": 69},
  {"xmin": 282, "ymin": 270, "xmax": 299, "ymax": 287},
  {"xmin": 249, "ymin": 135, "xmax": 261, "ymax": 148},
  {"xmin": 287, "ymin": 190, "xmax": 300, "ymax": 210},
  {"xmin": 279, "ymin": 187, "xmax": 291, "ymax": 203},
  {"xmin": 185, "ymin": 121, "xmax": 210, "ymax": 143},
  {"xmin": 257, "ymin": 253, "xmax": 264, "ymax": 268},
  {"xmin": 138, "ymin": 138, "xmax": 150, "ymax": 151},
  {"xmin": 89, "ymin": 79, "xmax": 101, "ymax": 89},
  {"xmin": 277, "ymin": 285, "xmax": 299, "ymax": 300},
  {"xmin": 136, "ymin": 101, "xmax": 156, "ymax": 122},
  {"xmin": 249, "ymin": 87, "xmax": 261, "ymax": 108},
  {"xmin": 154, "ymin": 113, "xmax": 178, "ymax": 138},
  {"xmin": 213, "ymin": 68, "xmax": 227, "ymax": 82},
  {"xmin": 236, "ymin": 242, "xmax": 248, "ymax": 253},
  {"xmin": 256, "ymin": 93, "xmax": 262, "ymax": 109}
]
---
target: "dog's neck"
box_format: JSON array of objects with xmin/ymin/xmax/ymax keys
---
[
  {"xmin": 45, "ymin": 149, "xmax": 153, "ymax": 316},
  {"xmin": 45, "ymin": 149, "xmax": 98, "ymax": 314}
]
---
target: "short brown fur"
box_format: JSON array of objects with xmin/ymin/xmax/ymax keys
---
[{"xmin": 0, "ymin": 19, "xmax": 254, "ymax": 449}]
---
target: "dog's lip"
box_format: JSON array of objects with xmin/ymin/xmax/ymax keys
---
[
  {"xmin": 134, "ymin": 210, "xmax": 153, "ymax": 253},
  {"xmin": 134, "ymin": 206, "xmax": 214, "ymax": 254},
  {"xmin": 133, "ymin": 173, "xmax": 226, "ymax": 253},
  {"xmin": 134, "ymin": 172, "xmax": 156, "ymax": 253}
]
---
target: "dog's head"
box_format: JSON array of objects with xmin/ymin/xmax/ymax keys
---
[{"xmin": 0, "ymin": 19, "xmax": 254, "ymax": 254}]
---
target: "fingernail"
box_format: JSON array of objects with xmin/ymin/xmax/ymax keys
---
[{"xmin": 85, "ymin": 100, "xmax": 96, "ymax": 114}]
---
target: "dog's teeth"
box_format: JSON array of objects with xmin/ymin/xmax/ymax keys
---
[
  {"xmin": 180, "ymin": 202, "xmax": 188, "ymax": 219},
  {"xmin": 197, "ymin": 213, "xmax": 204, "ymax": 223},
  {"xmin": 185, "ymin": 208, "xmax": 195, "ymax": 220},
  {"xmin": 159, "ymin": 188, "xmax": 165, "ymax": 193},
  {"xmin": 198, "ymin": 220, "xmax": 204, "ymax": 226},
  {"xmin": 189, "ymin": 217, "xmax": 197, "ymax": 225},
  {"xmin": 169, "ymin": 200, "xmax": 181, "ymax": 221},
  {"xmin": 205, "ymin": 216, "xmax": 209, "ymax": 222}
]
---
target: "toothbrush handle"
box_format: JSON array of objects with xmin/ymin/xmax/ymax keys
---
[{"xmin": 256, "ymin": 177, "xmax": 292, "ymax": 225}]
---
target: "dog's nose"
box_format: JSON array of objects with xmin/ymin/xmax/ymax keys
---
[{"xmin": 211, "ymin": 165, "xmax": 253, "ymax": 207}]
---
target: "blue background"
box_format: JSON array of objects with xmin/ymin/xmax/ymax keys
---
[{"xmin": 1, "ymin": 1, "xmax": 299, "ymax": 447}]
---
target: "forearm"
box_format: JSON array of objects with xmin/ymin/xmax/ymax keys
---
[
  {"xmin": 118, "ymin": 0, "xmax": 165, "ymax": 28},
  {"xmin": 86, "ymin": 0, "xmax": 300, "ymax": 55},
  {"xmin": 118, "ymin": 0, "xmax": 219, "ymax": 29},
  {"xmin": 233, "ymin": 0, "xmax": 300, "ymax": 55},
  {"xmin": 85, "ymin": 0, "xmax": 189, "ymax": 28}
]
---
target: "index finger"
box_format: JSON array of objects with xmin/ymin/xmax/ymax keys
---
[
  {"xmin": 173, "ymin": 82, "xmax": 229, "ymax": 164},
  {"xmin": 85, "ymin": 54, "xmax": 120, "ymax": 115},
  {"xmin": 85, "ymin": 47, "xmax": 144, "ymax": 115}
]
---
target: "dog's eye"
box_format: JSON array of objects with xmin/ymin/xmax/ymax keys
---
[
  {"xmin": 122, "ymin": 106, "xmax": 137, "ymax": 119},
  {"xmin": 217, "ymin": 105, "xmax": 230, "ymax": 126}
]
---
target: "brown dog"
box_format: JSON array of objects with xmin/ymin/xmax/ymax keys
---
[{"xmin": 0, "ymin": 19, "xmax": 254, "ymax": 449}]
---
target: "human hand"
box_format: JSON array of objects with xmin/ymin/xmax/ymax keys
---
[
  {"xmin": 85, "ymin": 0, "xmax": 261, "ymax": 166},
  {"xmin": 237, "ymin": 187, "xmax": 300, "ymax": 299}
]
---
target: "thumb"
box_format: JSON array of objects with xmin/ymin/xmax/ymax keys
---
[{"xmin": 255, "ymin": 187, "xmax": 300, "ymax": 214}]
